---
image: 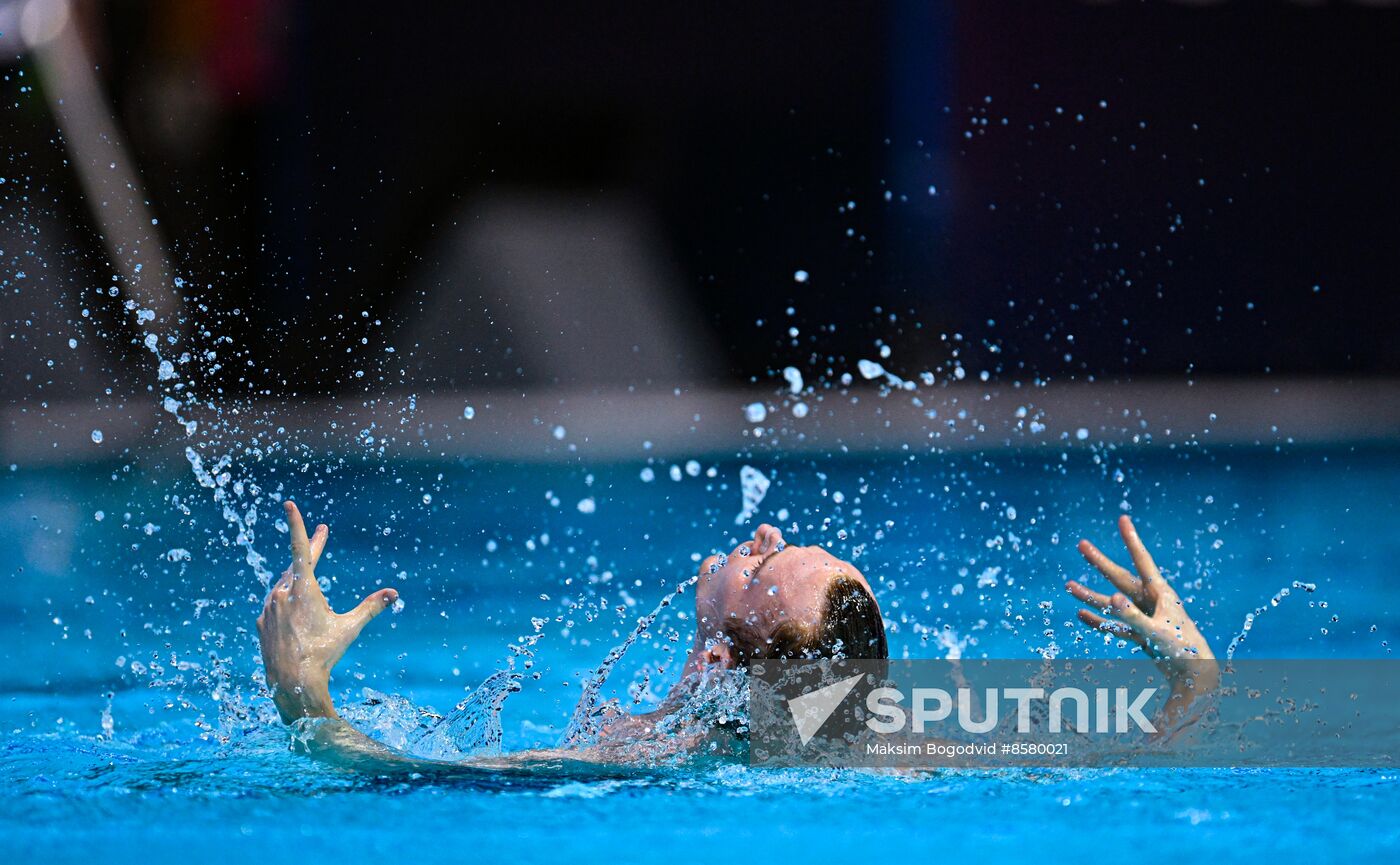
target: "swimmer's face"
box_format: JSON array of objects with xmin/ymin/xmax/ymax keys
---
[{"xmin": 689, "ymin": 524, "xmax": 881, "ymax": 669}]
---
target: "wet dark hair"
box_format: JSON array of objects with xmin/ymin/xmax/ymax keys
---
[{"xmin": 719, "ymin": 573, "xmax": 888, "ymax": 665}]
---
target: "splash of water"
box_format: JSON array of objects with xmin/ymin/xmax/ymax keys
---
[
  {"xmin": 411, "ymin": 671, "xmax": 523, "ymax": 758},
  {"xmin": 1225, "ymin": 581, "xmax": 1318, "ymax": 660},
  {"xmin": 335, "ymin": 669, "xmax": 524, "ymax": 760},
  {"xmin": 184, "ymin": 446, "xmax": 273, "ymax": 584},
  {"xmin": 560, "ymin": 573, "xmax": 699, "ymax": 748},
  {"xmin": 616, "ymin": 668, "xmax": 750, "ymax": 764},
  {"xmin": 735, "ymin": 464, "xmax": 771, "ymax": 525}
]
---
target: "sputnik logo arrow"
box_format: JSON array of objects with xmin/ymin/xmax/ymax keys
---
[{"xmin": 787, "ymin": 673, "xmax": 866, "ymax": 746}]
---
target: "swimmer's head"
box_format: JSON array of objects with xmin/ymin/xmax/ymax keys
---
[{"xmin": 689, "ymin": 524, "xmax": 888, "ymax": 670}]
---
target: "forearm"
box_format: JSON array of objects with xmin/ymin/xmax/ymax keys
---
[
  {"xmin": 294, "ymin": 717, "xmax": 612, "ymax": 774},
  {"xmin": 293, "ymin": 717, "xmax": 477, "ymax": 773},
  {"xmin": 261, "ymin": 649, "xmax": 426, "ymax": 767},
  {"xmin": 269, "ymin": 676, "xmax": 337, "ymax": 725}
]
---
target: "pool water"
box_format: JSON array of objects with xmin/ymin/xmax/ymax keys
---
[{"xmin": 2, "ymin": 446, "xmax": 1397, "ymax": 859}]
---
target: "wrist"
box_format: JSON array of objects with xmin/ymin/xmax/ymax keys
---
[
  {"xmin": 263, "ymin": 649, "xmax": 338, "ymax": 723},
  {"xmin": 270, "ymin": 676, "xmax": 338, "ymax": 724}
]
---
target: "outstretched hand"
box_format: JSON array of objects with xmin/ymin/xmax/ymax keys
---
[
  {"xmin": 1066, "ymin": 515, "xmax": 1219, "ymax": 721},
  {"xmin": 256, "ymin": 500, "xmax": 399, "ymax": 724},
  {"xmin": 1067, "ymin": 515, "xmax": 1214, "ymax": 665}
]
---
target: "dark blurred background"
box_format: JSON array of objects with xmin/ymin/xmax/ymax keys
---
[{"xmin": 3, "ymin": 0, "xmax": 1398, "ymax": 399}]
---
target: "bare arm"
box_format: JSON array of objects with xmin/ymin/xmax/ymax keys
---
[
  {"xmin": 1066, "ymin": 515, "xmax": 1221, "ymax": 731},
  {"xmin": 258, "ymin": 501, "xmax": 656, "ymax": 772},
  {"xmin": 260, "ymin": 499, "xmax": 765, "ymax": 770},
  {"xmin": 256, "ymin": 500, "xmax": 438, "ymax": 769}
]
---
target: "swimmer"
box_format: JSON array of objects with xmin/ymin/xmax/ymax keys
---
[
  {"xmin": 257, "ymin": 500, "xmax": 886, "ymax": 769},
  {"xmin": 257, "ymin": 501, "xmax": 1216, "ymax": 768}
]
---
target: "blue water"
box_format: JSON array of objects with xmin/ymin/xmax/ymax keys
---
[{"xmin": 2, "ymin": 446, "xmax": 1398, "ymax": 859}]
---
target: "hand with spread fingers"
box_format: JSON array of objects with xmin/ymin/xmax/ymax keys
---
[
  {"xmin": 256, "ymin": 500, "xmax": 399, "ymax": 724},
  {"xmin": 1066, "ymin": 515, "xmax": 1220, "ymax": 723}
]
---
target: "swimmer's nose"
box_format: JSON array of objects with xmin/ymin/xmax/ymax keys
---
[
  {"xmin": 715, "ymin": 524, "xmax": 786, "ymax": 570},
  {"xmin": 753, "ymin": 523, "xmax": 784, "ymax": 556},
  {"xmin": 729, "ymin": 536, "xmax": 759, "ymax": 563},
  {"xmin": 698, "ymin": 524, "xmax": 786, "ymax": 580}
]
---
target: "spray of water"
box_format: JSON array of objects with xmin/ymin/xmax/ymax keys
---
[
  {"xmin": 561, "ymin": 573, "xmax": 700, "ymax": 748},
  {"xmin": 1225, "ymin": 581, "xmax": 1318, "ymax": 661}
]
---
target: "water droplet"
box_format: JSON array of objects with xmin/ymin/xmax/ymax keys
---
[
  {"xmin": 857, "ymin": 359, "xmax": 884, "ymax": 380},
  {"xmin": 782, "ymin": 366, "xmax": 803, "ymax": 394},
  {"xmin": 735, "ymin": 465, "xmax": 771, "ymax": 525},
  {"xmin": 90, "ymin": 429, "xmax": 103, "ymax": 444}
]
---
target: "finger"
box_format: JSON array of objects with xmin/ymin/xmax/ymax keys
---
[
  {"xmin": 262, "ymin": 572, "xmax": 291, "ymax": 614},
  {"xmin": 1109, "ymin": 592, "xmax": 1152, "ymax": 630},
  {"xmin": 285, "ymin": 500, "xmax": 313, "ymax": 578},
  {"xmin": 339, "ymin": 588, "xmax": 399, "ymax": 642},
  {"xmin": 1065, "ymin": 580, "xmax": 1113, "ymax": 610},
  {"xmin": 1077, "ymin": 609, "xmax": 1145, "ymax": 645},
  {"xmin": 1077, "ymin": 608, "xmax": 1118, "ymax": 631},
  {"xmin": 309, "ymin": 524, "xmax": 329, "ymax": 568},
  {"xmin": 1118, "ymin": 515, "xmax": 1164, "ymax": 588},
  {"xmin": 1077, "ymin": 539, "xmax": 1143, "ymax": 602}
]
